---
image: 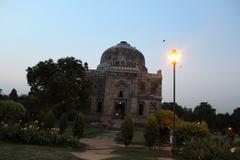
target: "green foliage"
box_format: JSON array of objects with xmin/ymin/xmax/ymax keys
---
[
  {"xmin": 26, "ymin": 57, "xmax": 92, "ymax": 114},
  {"xmin": 161, "ymin": 102, "xmax": 185, "ymax": 119},
  {"xmin": 144, "ymin": 115, "xmax": 159, "ymax": 148},
  {"xmin": 53, "ymin": 102, "xmax": 77, "ymax": 120},
  {"xmin": 44, "ymin": 110, "xmax": 56, "ymax": 129},
  {"xmin": 9, "ymin": 88, "xmax": 18, "ymax": 100},
  {"xmin": 231, "ymin": 108, "xmax": 240, "ymax": 133},
  {"xmin": 175, "ymin": 137, "xmax": 240, "ymax": 160},
  {"xmin": 154, "ymin": 109, "xmax": 177, "ymax": 143},
  {"xmin": 0, "ymin": 100, "xmax": 26, "ymax": 124},
  {"xmin": 175, "ymin": 121, "xmax": 209, "ymax": 146},
  {"xmin": 0, "ymin": 121, "xmax": 79, "ymax": 147},
  {"xmin": 36, "ymin": 111, "xmax": 46, "ymax": 124},
  {"xmin": 121, "ymin": 116, "xmax": 134, "ymax": 146},
  {"xmin": 59, "ymin": 113, "xmax": 68, "ymax": 134},
  {"xmin": 72, "ymin": 112, "xmax": 85, "ymax": 139},
  {"xmin": 18, "ymin": 95, "xmax": 44, "ymax": 119},
  {"xmin": 194, "ymin": 102, "xmax": 216, "ymax": 129}
]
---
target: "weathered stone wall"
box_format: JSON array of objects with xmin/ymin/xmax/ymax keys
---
[{"xmin": 87, "ymin": 42, "xmax": 162, "ymax": 127}]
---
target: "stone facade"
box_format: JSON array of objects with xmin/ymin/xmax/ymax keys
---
[{"xmin": 88, "ymin": 41, "xmax": 162, "ymax": 128}]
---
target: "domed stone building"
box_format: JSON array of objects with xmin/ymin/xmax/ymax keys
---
[{"xmin": 88, "ymin": 41, "xmax": 162, "ymax": 128}]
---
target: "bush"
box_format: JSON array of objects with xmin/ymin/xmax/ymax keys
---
[
  {"xmin": 0, "ymin": 121, "xmax": 79, "ymax": 147},
  {"xmin": 175, "ymin": 137, "xmax": 239, "ymax": 160},
  {"xmin": 144, "ymin": 115, "xmax": 159, "ymax": 149},
  {"xmin": 175, "ymin": 121, "xmax": 209, "ymax": 146},
  {"xmin": 154, "ymin": 109, "xmax": 177, "ymax": 143},
  {"xmin": 0, "ymin": 100, "xmax": 26, "ymax": 124},
  {"xmin": 36, "ymin": 111, "xmax": 45, "ymax": 124},
  {"xmin": 121, "ymin": 115, "xmax": 134, "ymax": 146},
  {"xmin": 44, "ymin": 110, "xmax": 56, "ymax": 129},
  {"xmin": 72, "ymin": 112, "xmax": 85, "ymax": 139},
  {"xmin": 59, "ymin": 113, "xmax": 68, "ymax": 134}
]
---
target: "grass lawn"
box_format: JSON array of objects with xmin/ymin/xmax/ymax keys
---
[
  {"xmin": 115, "ymin": 128, "xmax": 145, "ymax": 145},
  {"xmin": 0, "ymin": 141, "xmax": 83, "ymax": 160},
  {"xmin": 83, "ymin": 126, "xmax": 110, "ymax": 138},
  {"xmin": 105, "ymin": 147, "xmax": 172, "ymax": 160}
]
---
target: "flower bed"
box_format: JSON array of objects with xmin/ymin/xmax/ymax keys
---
[{"xmin": 0, "ymin": 121, "xmax": 79, "ymax": 147}]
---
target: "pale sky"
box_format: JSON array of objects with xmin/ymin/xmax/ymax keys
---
[{"xmin": 0, "ymin": 0, "xmax": 239, "ymax": 113}]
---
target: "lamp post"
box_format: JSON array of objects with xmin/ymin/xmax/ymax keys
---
[{"xmin": 168, "ymin": 49, "xmax": 180, "ymax": 151}]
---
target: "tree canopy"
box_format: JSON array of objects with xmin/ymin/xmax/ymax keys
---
[
  {"xmin": 26, "ymin": 57, "xmax": 92, "ymax": 114},
  {"xmin": 9, "ymin": 88, "xmax": 18, "ymax": 100}
]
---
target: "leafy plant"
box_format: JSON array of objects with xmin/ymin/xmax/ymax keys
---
[
  {"xmin": 154, "ymin": 109, "xmax": 178, "ymax": 143},
  {"xmin": 72, "ymin": 112, "xmax": 85, "ymax": 139},
  {"xmin": 44, "ymin": 110, "xmax": 56, "ymax": 129},
  {"xmin": 0, "ymin": 100, "xmax": 26, "ymax": 124},
  {"xmin": 144, "ymin": 115, "xmax": 159, "ymax": 149},
  {"xmin": 121, "ymin": 115, "xmax": 134, "ymax": 146},
  {"xmin": 175, "ymin": 121, "xmax": 209, "ymax": 146},
  {"xmin": 0, "ymin": 121, "xmax": 79, "ymax": 147},
  {"xmin": 59, "ymin": 113, "xmax": 68, "ymax": 134},
  {"xmin": 175, "ymin": 137, "xmax": 239, "ymax": 160}
]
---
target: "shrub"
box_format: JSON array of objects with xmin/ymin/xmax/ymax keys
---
[
  {"xmin": 44, "ymin": 110, "xmax": 56, "ymax": 129},
  {"xmin": 121, "ymin": 115, "xmax": 134, "ymax": 146},
  {"xmin": 0, "ymin": 121, "xmax": 79, "ymax": 147},
  {"xmin": 154, "ymin": 109, "xmax": 178, "ymax": 143},
  {"xmin": 175, "ymin": 121, "xmax": 209, "ymax": 146},
  {"xmin": 59, "ymin": 113, "xmax": 68, "ymax": 134},
  {"xmin": 175, "ymin": 137, "xmax": 237, "ymax": 160},
  {"xmin": 72, "ymin": 112, "xmax": 85, "ymax": 139},
  {"xmin": 36, "ymin": 111, "xmax": 45, "ymax": 124},
  {"xmin": 0, "ymin": 100, "xmax": 26, "ymax": 124},
  {"xmin": 144, "ymin": 115, "xmax": 159, "ymax": 149}
]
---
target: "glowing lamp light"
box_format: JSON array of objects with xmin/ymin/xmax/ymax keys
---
[{"xmin": 168, "ymin": 49, "xmax": 180, "ymax": 65}]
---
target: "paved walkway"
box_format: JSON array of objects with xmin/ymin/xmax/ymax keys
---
[
  {"xmin": 72, "ymin": 131, "xmax": 122, "ymax": 160},
  {"xmin": 71, "ymin": 131, "xmax": 176, "ymax": 160}
]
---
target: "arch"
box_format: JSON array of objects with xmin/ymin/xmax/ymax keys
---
[
  {"xmin": 115, "ymin": 102, "xmax": 125, "ymax": 119},
  {"xmin": 97, "ymin": 101, "xmax": 102, "ymax": 113},
  {"xmin": 115, "ymin": 80, "xmax": 128, "ymax": 88},
  {"xmin": 138, "ymin": 104, "xmax": 144, "ymax": 115},
  {"xmin": 119, "ymin": 91, "xmax": 123, "ymax": 98}
]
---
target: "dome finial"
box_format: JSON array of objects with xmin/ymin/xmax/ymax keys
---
[{"xmin": 120, "ymin": 41, "xmax": 127, "ymax": 44}]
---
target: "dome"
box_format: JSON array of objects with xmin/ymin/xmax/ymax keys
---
[{"xmin": 97, "ymin": 41, "xmax": 146, "ymax": 71}]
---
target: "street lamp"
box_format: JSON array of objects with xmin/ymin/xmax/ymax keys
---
[{"xmin": 168, "ymin": 49, "xmax": 180, "ymax": 151}]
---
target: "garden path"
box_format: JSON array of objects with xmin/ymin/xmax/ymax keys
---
[
  {"xmin": 71, "ymin": 131, "xmax": 122, "ymax": 160},
  {"xmin": 71, "ymin": 130, "xmax": 176, "ymax": 160}
]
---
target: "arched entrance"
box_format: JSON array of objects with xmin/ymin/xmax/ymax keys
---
[{"xmin": 115, "ymin": 102, "xmax": 125, "ymax": 119}]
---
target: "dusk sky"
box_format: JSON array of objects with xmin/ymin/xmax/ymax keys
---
[{"xmin": 0, "ymin": 0, "xmax": 239, "ymax": 113}]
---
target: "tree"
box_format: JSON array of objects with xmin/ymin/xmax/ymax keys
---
[
  {"xmin": 59, "ymin": 113, "xmax": 68, "ymax": 134},
  {"xmin": 72, "ymin": 112, "xmax": 85, "ymax": 139},
  {"xmin": 194, "ymin": 102, "xmax": 216, "ymax": 130},
  {"xmin": 0, "ymin": 89, "xmax": 2, "ymax": 99},
  {"xmin": 26, "ymin": 59, "xmax": 57, "ymax": 104},
  {"xmin": 26, "ymin": 57, "xmax": 92, "ymax": 114},
  {"xmin": 0, "ymin": 89, "xmax": 8, "ymax": 100},
  {"xmin": 230, "ymin": 107, "xmax": 240, "ymax": 133},
  {"xmin": 154, "ymin": 109, "xmax": 178, "ymax": 143},
  {"xmin": 121, "ymin": 115, "xmax": 134, "ymax": 146},
  {"xmin": 144, "ymin": 115, "xmax": 159, "ymax": 149},
  {"xmin": 18, "ymin": 95, "xmax": 45, "ymax": 119},
  {"xmin": 215, "ymin": 113, "xmax": 230, "ymax": 133},
  {"xmin": 44, "ymin": 110, "xmax": 56, "ymax": 129},
  {"xmin": 161, "ymin": 102, "xmax": 184, "ymax": 119},
  {"xmin": 0, "ymin": 100, "xmax": 26, "ymax": 124},
  {"xmin": 9, "ymin": 88, "xmax": 18, "ymax": 100}
]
